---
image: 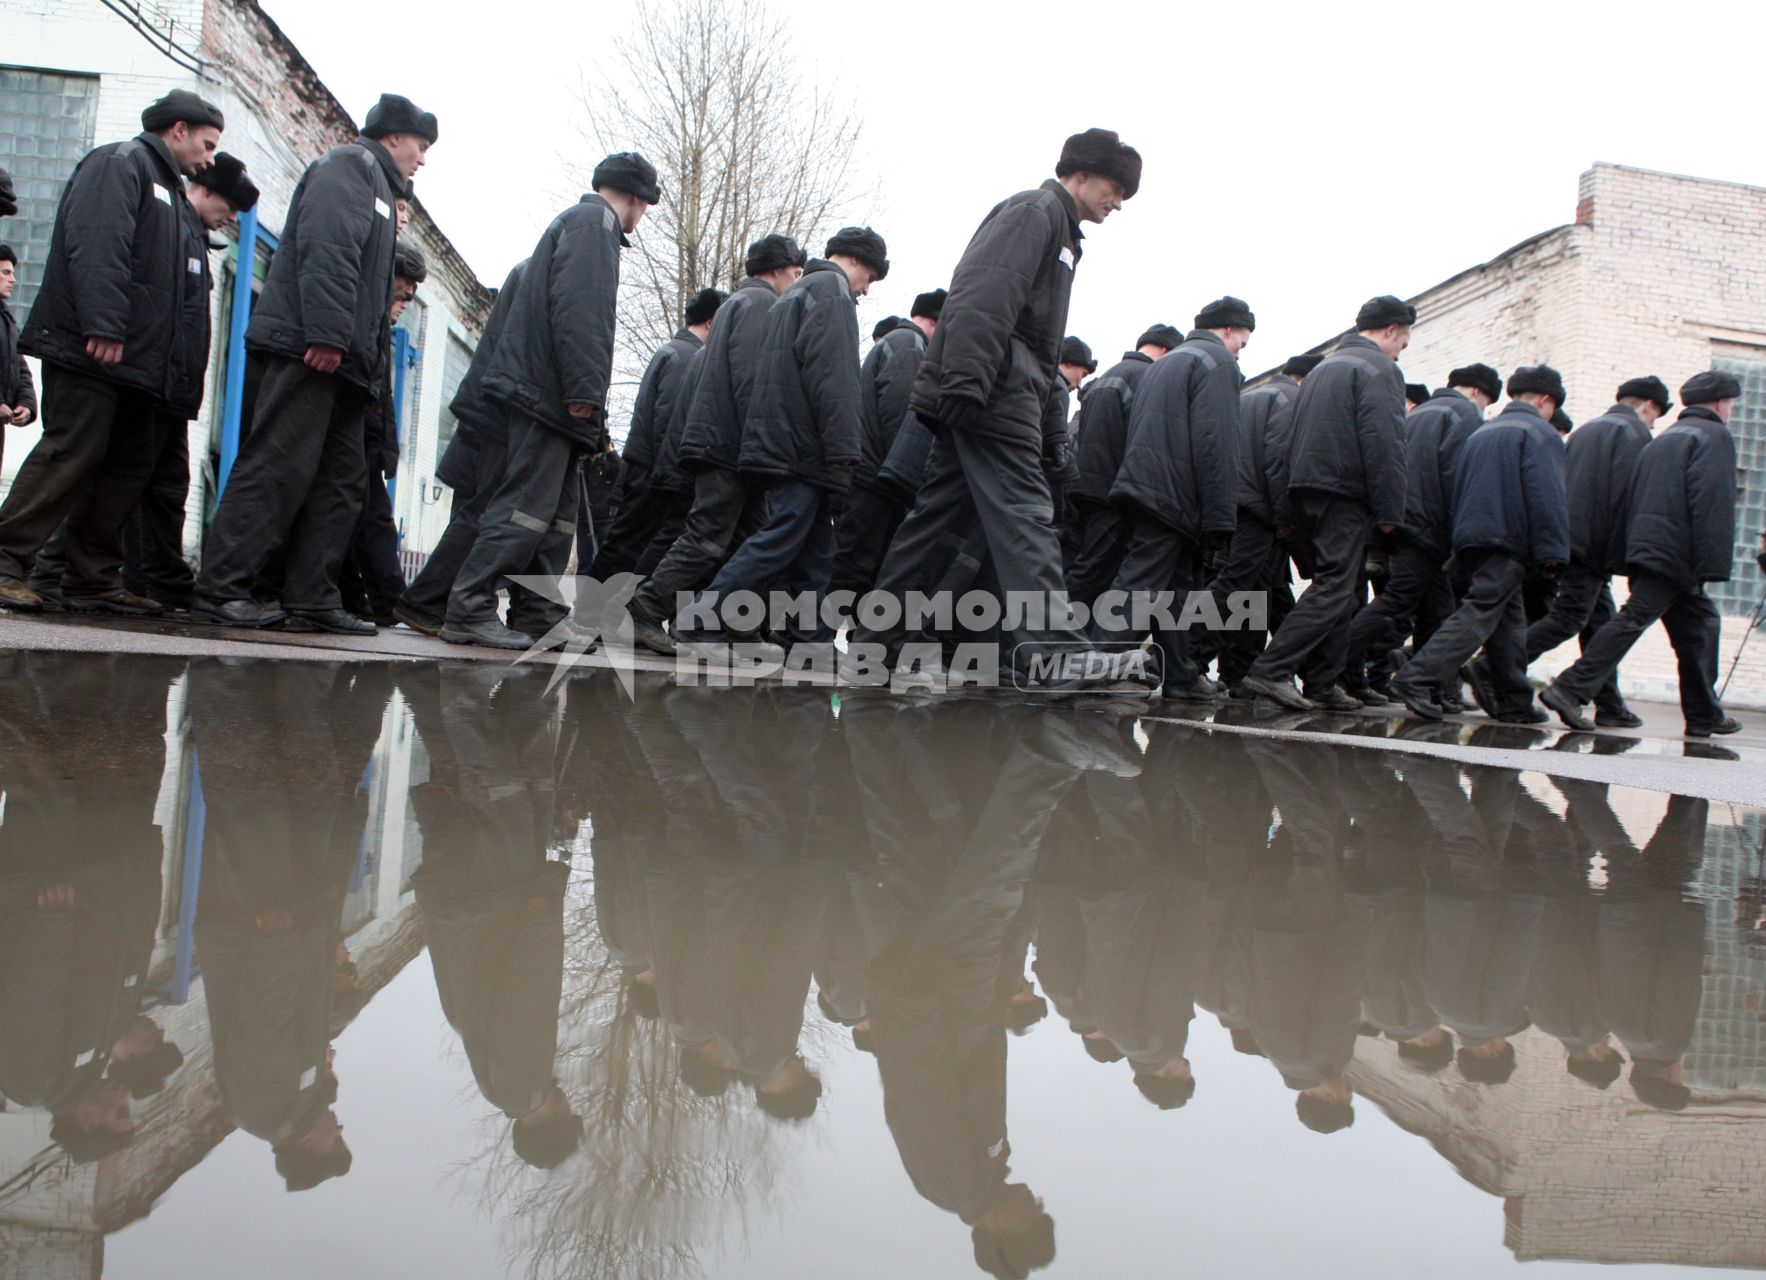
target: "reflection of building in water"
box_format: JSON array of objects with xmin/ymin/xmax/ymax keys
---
[
  {"xmin": 0, "ymin": 665, "xmax": 425, "ymax": 1277},
  {"xmin": 1352, "ymin": 805, "xmax": 1766, "ymax": 1270}
]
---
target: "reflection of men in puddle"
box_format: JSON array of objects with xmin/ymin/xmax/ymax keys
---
[
  {"xmin": 1598, "ymin": 794, "xmax": 1709, "ymax": 1111},
  {"xmin": 0, "ymin": 652, "xmax": 186, "ymax": 1160},
  {"xmin": 1245, "ymin": 738, "xmax": 1363, "ymax": 1133},
  {"xmin": 630, "ymin": 685, "xmax": 832, "ymax": 1119},
  {"xmin": 845, "ymin": 696, "xmax": 1138, "ymax": 1275},
  {"xmin": 1530, "ymin": 777, "xmax": 1628, "ymax": 1088},
  {"xmin": 403, "ymin": 666, "xmax": 583, "ymax": 1168},
  {"xmin": 187, "ymin": 659, "xmax": 390, "ymax": 1190}
]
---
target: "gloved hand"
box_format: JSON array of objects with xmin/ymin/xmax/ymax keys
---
[{"xmin": 936, "ymin": 395, "xmax": 983, "ymax": 434}]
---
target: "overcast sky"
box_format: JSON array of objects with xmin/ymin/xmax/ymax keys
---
[{"xmin": 271, "ymin": 0, "xmax": 1764, "ymax": 376}]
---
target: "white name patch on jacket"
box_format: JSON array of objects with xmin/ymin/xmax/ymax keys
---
[
  {"xmin": 1058, "ymin": 246, "xmax": 1075, "ymax": 270},
  {"xmin": 375, "ymin": 197, "xmax": 392, "ymax": 220},
  {"xmin": 152, "ymin": 183, "xmax": 172, "ymax": 205}
]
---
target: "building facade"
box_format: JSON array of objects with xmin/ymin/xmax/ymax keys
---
[
  {"xmin": 0, "ymin": 0, "xmax": 490, "ymax": 568},
  {"xmin": 1260, "ymin": 163, "xmax": 1766, "ymax": 708}
]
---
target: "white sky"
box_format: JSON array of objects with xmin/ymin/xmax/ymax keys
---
[{"xmin": 271, "ymin": 0, "xmax": 1766, "ymax": 376}]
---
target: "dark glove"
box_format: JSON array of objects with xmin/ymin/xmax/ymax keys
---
[
  {"xmin": 1041, "ymin": 433, "xmax": 1072, "ymax": 475},
  {"xmin": 935, "ymin": 395, "xmax": 983, "ymax": 434},
  {"xmin": 1542, "ymin": 561, "xmax": 1563, "ymax": 579},
  {"xmin": 1205, "ymin": 531, "xmax": 1231, "ymax": 553}
]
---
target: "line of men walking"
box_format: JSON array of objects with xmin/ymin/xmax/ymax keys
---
[{"xmin": 1, "ymin": 101, "xmax": 1753, "ymax": 723}]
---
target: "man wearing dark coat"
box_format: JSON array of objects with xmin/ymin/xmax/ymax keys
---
[
  {"xmin": 1094, "ymin": 298, "xmax": 1249, "ymax": 698},
  {"xmin": 195, "ymin": 93, "xmax": 435, "ymax": 633},
  {"xmin": 587, "ymin": 286, "xmax": 727, "ymax": 579},
  {"xmin": 0, "ymin": 244, "xmax": 38, "ymax": 477},
  {"xmin": 1523, "ymin": 376, "xmax": 1670, "ymax": 726},
  {"xmin": 1062, "ymin": 323, "xmax": 1181, "ymax": 607},
  {"xmin": 437, "ymin": 152, "xmax": 656, "ymax": 649},
  {"xmin": 1197, "ymin": 352, "xmax": 1320, "ymax": 692},
  {"xmin": 1242, "ymin": 295, "xmax": 1413, "ymax": 711},
  {"xmin": 848, "ymin": 129, "xmax": 1151, "ymax": 693},
  {"xmin": 675, "ymin": 230, "xmax": 886, "ymax": 658},
  {"xmin": 625, "ymin": 233, "xmax": 807, "ymax": 653},
  {"xmin": 1543, "ymin": 370, "xmax": 1744, "ymax": 737},
  {"xmin": 1391, "ymin": 366, "xmax": 1570, "ymax": 722},
  {"xmin": 1341, "ymin": 363, "xmax": 1499, "ymax": 702},
  {"xmin": 0, "ymin": 90, "xmax": 223, "ymax": 615},
  {"xmin": 828, "ymin": 288, "xmax": 946, "ymax": 604},
  {"xmin": 392, "ymin": 258, "xmax": 528, "ymax": 633}
]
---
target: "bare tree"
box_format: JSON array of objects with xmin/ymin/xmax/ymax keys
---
[{"xmin": 570, "ymin": 0, "xmax": 870, "ymax": 424}]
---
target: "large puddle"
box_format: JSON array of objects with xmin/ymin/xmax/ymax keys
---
[{"xmin": 3, "ymin": 650, "xmax": 1765, "ymax": 1279}]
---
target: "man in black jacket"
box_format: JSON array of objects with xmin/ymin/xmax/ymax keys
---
[
  {"xmin": 588, "ymin": 286, "xmax": 726, "ymax": 578},
  {"xmin": 1063, "ymin": 323, "xmax": 1181, "ymax": 607},
  {"xmin": 0, "ymin": 244, "xmax": 37, "ymax": 476},
  {"xmin": 1199, "ymin": 352, "xmax": 1321, "ymax": 692},
  {"xmin": 439, "ymin": 152, "xmax": 655, "ymax": 649},
  {"xmin": 1542, "ymin": 370, "xmax": 1743, "ymax": 737},
  {"xmin": 1522, "ymin": 376, "xmax": 1670, "ymax": 727},
  {"xmin": 849, "ymin": 128, "xmax": 1151, "ymax": 693},
  {"xmin": 626, "ymin": 233, "xmax": 807, "ymax": 652},
  {"xmin": 195, "ymin": 92, "xmax": 435, "ymax": 633},
  {"xmin": 1242, "ymin": 295, "xmax": 1413, "ymax": 711},
  {"xmin": 1094, "ymin": 298, "xmax": 1250, "ymax": 698},
  {"xmin": 392, "ymin": 258, "xmax": 527, "ymax": 633},
  {"xmin": 340, "ymin": 239, "xmax": 427, "ymax": 625},
  {"xmin": 0, "ymin": 89, "xmax": 223, "ymax": 614},
  {"xmin": 828, "ymin": 287, "xmax": 946, "ymax": 603},
  {"xmin": 1391, "ymin": 366, "xmax": 1570, "ymax": 721},
  {"xmin": 1341, "ymin": 363, "xmax": 1499, "ymax": 703},
  {"xmin": 26, "ymin": 155, "xmax": 259, "ymax": 611},
  {"xmin": 677, "ymin": 229, "xmax": 886, "ymax": 660}
]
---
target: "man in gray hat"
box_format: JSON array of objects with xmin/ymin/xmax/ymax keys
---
[
  {"xmin": 1542, "ymin": 370, "xmax": 1744, "ymax": 737},
  {"xmin": 195, "ymin": 93, "xmax": 435, "ymax": 633},
  {"xmin": 0, "ymin": 89, "xmax": 223, "ymax": 614}
]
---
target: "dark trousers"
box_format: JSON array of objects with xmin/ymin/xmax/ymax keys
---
[
  {"xmin": 590, "ymin": 462, "xmax": 670, "ymax": 578},
  {"xmin": 631, "ymin": 465, "xmax": 764, "ymax": 625},
  {"xmin": 1554, "ymin": 573, "xmax": 1723, "ymax": 731},
  {"xmin": 1098, "ymin": 515, "xmax": 1204, "ymax": 689},
  {"xmin": 198, "ymin": 356, "xmax": 369, "ymax": 612},
  {"xmin": 698, "ymin": 478, "xmax": 837, "ymax": 643},
  {"xmin": 828, "ymin": 483, "xmax": 908, "ymax": 603},
  {"xmin": 28, "ymin": 424, "xmax": 196, "ymax": 606},
  {"xmin": 1344, "ymin": 537, "xmax": 1454, "ymax": 689},
  {"xmin": 0, "ymin": 364, "xmax": 178, "ymax": 593},
  {"xmin": 1399, "ymin": 550, "xmax": 1534, "ymax": 715},
  {"xmin": 122, "ymin": 423, "xmax": 196, "ymax": 606},
  {"xmin": 1201, "ymin": 515, "xmax": 1294, "ymax": 687},
  {"xmin": 1064, "ymin": 503, "xmax": 1129, "ymax": 609},
  {"xmin": 631, "ymin": 491, "xmax": 691, "ymax": 578},
  {"xmin": 446, "ymin": 412, "xmax": 579, "ymax": 628},
  {"xmin": 1248, "ymin": 491, "xmax": 1369, "ymax": 690},
  {"xmin": 400, "ymin": 451, "xmax": 486, "ymax": 623},
  {"xmin": 853, "ymin": 427, "xmax": 1087, "ymax": 660},
  {"xmin": 340, "ymin": 472, "xmax": 406, "ymax": 620},
  {"xmin": 1524, "ymin": 561, "xmax": 1628, "ymax": 716}
]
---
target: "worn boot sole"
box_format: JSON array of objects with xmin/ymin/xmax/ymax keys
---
[{"xmin": 65, "ymin": 594, "xmax": 162, "ymax": 617}]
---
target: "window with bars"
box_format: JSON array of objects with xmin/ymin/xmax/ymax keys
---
[
  {"xmin": 396, "ymin": 297, "xmax": 426, "ymax": 464},
  {"xmin": 0, "ymin": 66, "xmax": 100, "ymax": 316},
  {"xmin": 1711, "ymin": 357, "xmax": 1766, "ymax": 616}
]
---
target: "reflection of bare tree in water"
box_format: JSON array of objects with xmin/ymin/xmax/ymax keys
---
[{"xmin": 457, "ymin": 871, "xmax": 791, "ymax": 1280}]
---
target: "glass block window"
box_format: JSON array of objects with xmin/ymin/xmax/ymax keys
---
[
  {"xmin": 435, "ymin": 332, "xmax": 473, "ymax": 456},
  {"xmin": 1712, "ymin": 356, "xmax": 1766, "ymax": 617},
  {"xmin": 0, "ymin": 66, "xmax": 100, "ymax": 315}
]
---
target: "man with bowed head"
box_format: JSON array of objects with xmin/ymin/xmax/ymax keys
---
[
  {"xmin": 439, "ymin": 152, "xmax": 658, "ymax": 649},
  {"xmin": 194, "ymin": 92, "xmax": 436, "ymax": 632},
  {"xmin": 1241, "ymin": 294, "xmax": 1414, "ymax": 711},
  {"xmin": 850, "ymin": 127, "xmax": 1153, "ymax": 693}
]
